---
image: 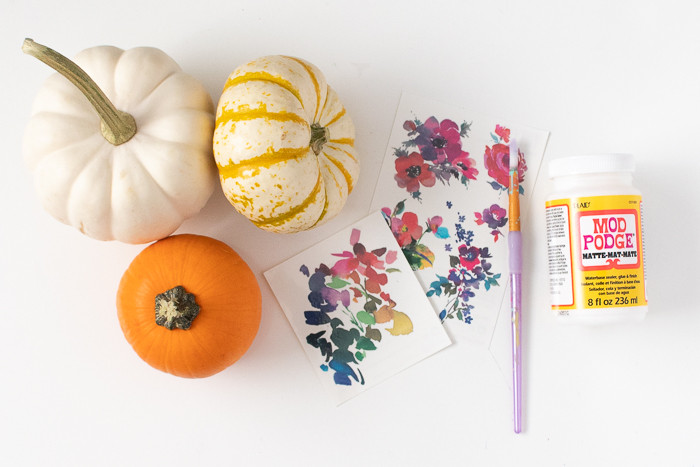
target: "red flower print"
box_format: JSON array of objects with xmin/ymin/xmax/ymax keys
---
[
  {"xmin": 393, "ymin": 116, "xmax": 476, "ymax": 196},
  {"xmin": 331, "ymin": 235, "xmax": 394, "ymax": 290},
  {"xmin": 390, "ymin": 212, "xmax": 423, "ymax": 247},
  {"xmin": 484, "ymin": 144, "xmax": 526, "ymax": 189},
  {"xmin": 348, "ymin": 270, "xmax": 361, "ymax": 284},
  {"xmin": 353, "ymin": 242, "xmax": 385, "ymax": 270},
  {"xmin": 495, "ymin": 125, "xmax": 510, "ymax": 143},
  {"xmin": 364, "ymin": 266, "xmax": 388, "ymax": 294},
  {"xmin": 451, "ymin": 152, "xmax": 479, "ymax": 181},
  {"xmin": 458, "ymin": 245, "xmax": 481, "ymax": 271},
  {"xmin": 484, "ymin": 143, "xmax": 510, "ymax": 188},
  {"xmin": 380, "ymin": 291, "xmax": 393, "ymax": 304},
  {"xmin": 394, "ymin": 152, "xmax": 436, "ymax": 194}
]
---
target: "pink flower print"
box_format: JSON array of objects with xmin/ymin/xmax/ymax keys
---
[
  {"xmin": 390, "ymin": 212, "xmax": 423, "ymax": 247},
  {"xmin": 330, "ymin": 251, "xmax": 360, "ymax": 277},
  {"xmin": 427, "ymin": 216, "xmax": 443, "ymax": 234},
  {"xmin": 349, "ymin": 228, "xmax": 361, "ymax": 246},
  {"xmin": 415, "ymin": 117, "xmax": 464, "ymax": 164}
]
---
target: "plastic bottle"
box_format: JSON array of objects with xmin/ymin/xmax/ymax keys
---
[{"xmin": 545, "ymin": 154, "xmax": 648, "ymax": 324}]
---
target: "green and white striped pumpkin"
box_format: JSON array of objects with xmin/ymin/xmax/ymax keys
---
[{"xmin": 213, "ymin": 55, "xmax": 360, "ymax": 233}]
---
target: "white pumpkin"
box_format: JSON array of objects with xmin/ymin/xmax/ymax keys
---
[
  {"xmin": 213, "ymin": 55, "xmax": 360, "ymax": 233},
  {"xmin": 22, "ymin": 39, "xmax": 217, "ymax": 244}
]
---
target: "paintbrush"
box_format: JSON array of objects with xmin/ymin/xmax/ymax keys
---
[{"xmin": 508, "ymin": 138, "xmax": 522, "ymax": 433}]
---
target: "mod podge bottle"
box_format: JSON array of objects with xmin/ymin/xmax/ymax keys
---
[{"xmin": 545, "ymin": 154, "xmax": 648, "ymax": 324}]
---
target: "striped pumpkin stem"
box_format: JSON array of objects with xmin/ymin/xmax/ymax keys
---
[{"xmin": 310, "ymin": 123, "xmax": 330, "ymax": 156}]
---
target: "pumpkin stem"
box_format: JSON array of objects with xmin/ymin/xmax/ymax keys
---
[
  {"xmin": 155, "ymin": 286, "xmax": 200, "ymax": 330},
  {"xmin": 22, "ymin": 38, "xmax": 137, "ymax": 146},
  {"xmin": 309, "ymin": 123, "xmax": 330, "ymax": 156}
]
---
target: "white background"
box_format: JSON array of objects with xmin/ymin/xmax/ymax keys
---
[{"xmin": 1, "ymin": 1, "xmax": 699, "ymax": 465}]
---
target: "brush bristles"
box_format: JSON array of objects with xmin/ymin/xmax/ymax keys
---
[{"xmin": 509, "ymin": 138, "xmax": 519, "ymax": 171}]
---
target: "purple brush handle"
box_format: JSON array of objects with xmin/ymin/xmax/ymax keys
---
[{"xmin": 509, "ymin": 231, "xmax": 522, "ymax": 433}]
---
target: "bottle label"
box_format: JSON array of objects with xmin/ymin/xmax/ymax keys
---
[{"xmin": 545, "ymin": 195, "xmax": 647, "ymax": 314}]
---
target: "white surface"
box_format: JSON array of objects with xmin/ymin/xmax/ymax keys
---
[{"xmin": 1, "ymin": 1, "xmax": 699, "ymax": 465}]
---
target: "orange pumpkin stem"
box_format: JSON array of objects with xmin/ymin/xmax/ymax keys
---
[
  {"xmin": 155, "ymin": 285, "xmax": 200, "ymax": 330},
  {"xmin": 309, "ymin": 123, "xmax": 330, "ymax": 156}
]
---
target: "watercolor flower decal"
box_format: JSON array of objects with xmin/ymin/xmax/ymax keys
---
[
  {"xmin": 383, "ymin": 124, "xmax": 526, "ymax": 325},
  {"xmin": 381, "ymin": 201, "xmax": 449, "ymax": 271},
  {"xmin": 494, "ymin": 124, "xmax": 510, "ymax": 143},
  {"xmin": 382, "ymin": 200, "xmax": 501, "ymax": 324},
  {"xmin": 301, "ymin": 228, "xmax": 413, "ymax": 386},
  {"xmin": 474, "ymin": 204, "xmax": 508, "ymax": 242},
  {"xmin": 428, "ymin": 234, "xmax": 501, "ymax": 324},
  {"xmin": 394, "ymin": 152, "xmax": 436, "ymax": 194},
  {"xmin": 484, "ymin": 125, "xmax": 527, "ymax": 193},
  {"xmin": 393, "ymin": 117, "xmax": 477, "ymax": 200}
]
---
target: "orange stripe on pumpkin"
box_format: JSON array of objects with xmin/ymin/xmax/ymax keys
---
[
  {"xmin": 224, "ymin": 71, "xmax": 303, "ymax": 104},
  {"xmin": 252, "ymin": 171, "xmax": 324, "ymax": 228},
  {"xmin": 323, "ymin": 107, "xmax": 346, "ymax": 127},
  {"xmin": 285, "ymin": 56, "xmax": 322, "ymax": 121},
  {"xmin": 328, "ymin": 138, "xmax": 355, "ymax": 146},
  {"xmin": 310, "ymin": 191, "xmax": 330, "ymax": 229},
  {"xmin": 216, "ymin": 104, "xmax": 308, "ymax": 128},
  {"xmin": 325, "ymin": 142, "xmax": 359, "ymax": 164},
  {"xmin": 323, "ymin": 153, "xmax": 355, "ymax": 193},
  {"xmin": 309, "ymin": 159, "xmax": 341, "ymax": 228},
  {"xmin": 217, "ymin": 146, "xmax": 310, "ymax": 179}
]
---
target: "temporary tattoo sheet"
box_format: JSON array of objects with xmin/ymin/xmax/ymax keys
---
[
  {"xmin": 265, "ymin": 211, "xmax": 452, "ymax": 405},
  {"xmin": 370, "ymin": 93, "xmax": 549, "ymax": 346}
]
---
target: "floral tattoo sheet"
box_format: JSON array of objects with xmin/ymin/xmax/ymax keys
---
[
  {"xmin": 265, "ymin": 211, "xmax": 451, "ymax": 405},
  {"xmin": 370, "ymin": 93, "xmax": 549, "ymax": 346}
]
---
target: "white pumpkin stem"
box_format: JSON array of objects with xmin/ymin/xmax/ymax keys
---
[
  {"xmin": 310, "ymin": 123, "xmax": 330, "ymax": 156},
  {"xmin": 22, "ymin": 38, "xmax": 137, "ymax": 146}
]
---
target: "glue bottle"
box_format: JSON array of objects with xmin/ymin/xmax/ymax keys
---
[{"xmin": 545, "ymin": 154, "xmax": 648, "ymax": 324}]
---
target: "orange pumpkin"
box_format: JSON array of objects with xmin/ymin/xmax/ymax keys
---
[{"xmin": 116, "ymin": 234, "xmax": 261, "ymax": 378}]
